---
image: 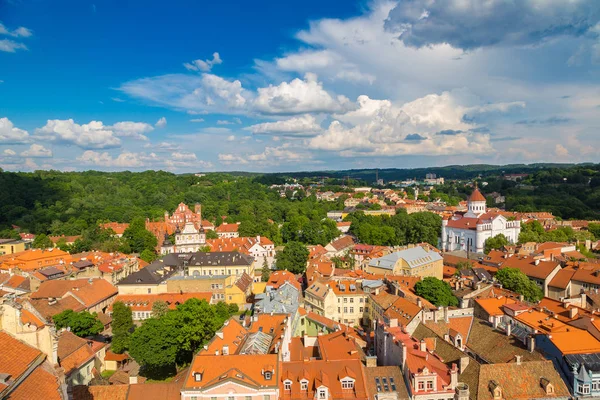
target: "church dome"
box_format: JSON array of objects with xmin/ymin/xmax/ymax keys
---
[{"xmin": 469, "ymin": 187, "xmax": 486, "ymax": 202}]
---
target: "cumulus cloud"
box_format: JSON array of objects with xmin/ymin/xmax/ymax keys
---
[
  {"xmin": 218, "ymin": 143, "xmax": 307, "ymax": 165},
  {"xmin": 184, "ymin": 52, "xmax": 223, "ymax": 72},
  {"xmin": 385, "ymin": 0, "xmax": 600, "ymax": 50},
  {"xmin": 0, "ymin": 39, "xmax": 27, "ymax": 52},
  {"xmin": 77, "ymin": 150, "xmax": 145, "ymax": 168},
  {"xmin": 35, "ymin": 119, "xmax": 122, "ymax": 149},
  {"xmin": 112, "ymin": 121, "xmax": 154, "ymax": 140},
  {"xmin": 0, "ymin": 23, "xmax": 33, "ymax": 38},
  {"xmin": 254, "ymin": 73, "xmax": 351, "ymax": 115},
  {"xmin": 77, "ymin": 150, "xmax": 212, "ymax": 171},
  {"xmin": 246, "ymin": 114, "xmax": 322, "ymax": 136},
  {"xmin": 155, "ymin": 117, "xmax": 167, "ymax": 128},
  {"xmin": 190, "ymin": 118, "xmax": 205, "ymax": 123},
  {"xmin": 3, "ymin": 149, "xmax": 16, "ymax": 156},
  {"xmin": 20, "ymin": 144, "xmax": 52, "ymax": 157},
  {"xmin": 307, "ymin": 90, "xmax": 510, "ymax": 156},
  {"xmin": 172, "ymin": 152, "xmax": 197, "ymax": 161},
  {"xmin": 0, "ymin": 117, "xmax": 30, "ymax": 143}
]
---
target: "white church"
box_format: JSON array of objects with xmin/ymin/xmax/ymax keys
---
[{"xmin": 440, "ymin": 187, "xmax": 520, "ymax": 254}]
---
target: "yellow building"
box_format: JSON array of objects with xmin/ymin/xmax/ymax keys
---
[
  {"xmin": 0, "ymin": 239, "xmax": 27, "ymax": 256},
  {"xmin": 224, "ymin": 272, "xmax": 253, "ymax": 307},
  {"xmin": 305, "ymin": 280, "xmax": 368, "ymax": 327},
  {"xmin": 365, "ymin": 245, "xmax": 443, "ymax": 279}
]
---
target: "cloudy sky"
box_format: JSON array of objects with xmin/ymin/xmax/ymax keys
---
[{"xmin": 1, "ymin": 0, "xmax": 599, "ymax": 173}]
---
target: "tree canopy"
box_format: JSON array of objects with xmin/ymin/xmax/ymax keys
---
[
  {"xmin": 484, "ymin": 234, "xmax": 509, "ymax": 254},
  {"xmin": 276, "ymin": 241, "xmax": 309, "ymax": 274},
  {"xmin": 52, "ymin": 309, "xmax": 104, "ymax": 337},
  {"xmin": 414, "ymin": 277, "xmax": 458, "ymax": 307},
  {"xmin": 111, "ymin": 301, "xmax": 134, "ymax": 354},
  {"xmin": 495, "ymin": 267, "xmax": 543, "ymax": 302}
]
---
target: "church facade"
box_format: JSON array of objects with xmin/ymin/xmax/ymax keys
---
[
  {"xmin": 160, "ymin": 202, "xmax": 208, "ymax": 254},
  {"xmin": 440, "ymin": 187, "xmax": 520, "ymax": 254}
]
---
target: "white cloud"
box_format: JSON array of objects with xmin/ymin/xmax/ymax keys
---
[
  {"xmin": 77, "ymin": 150, "xmax": 145, "ymax": 168},
  {"xmin": 3, "ymin": 149, "xmax": 16, "ymax": 156},
  {"xmin": 155, "ymin": 117, "xmax": 167, "ymax": 128},
  {"xmin": 217, "ymin": 120, "xmax": 234, "ymax": 125},
  {"xmin": 146, "ymin": 141, "xmax": 182, "ymax": 152},
  {"xmin": 172, "ymin": 152, "xmax": 197, "ymax": 161},
  {"xmin": 35, "ymin": 119, "xmax": 121, "ymax": 149},
  {"xmin": 184, "ymin": 52, "xmax": 223, "ymax": 72},
  {"xmin": 555, "ymin": 144, "xmax": 570, "ymax": 157},
  {"xmin": 226, "ymin": 135, "xmax": 236, "ymax": 142},
  {"xmin": 0, "ymin": 23, "xmax": 33, "ymax": 38},
  {"xmin": 20, "ymin": 144, "xmax": 53, "ymax": 157},
  {"xmin": 218, "ymin": 143, "xmax": 307, "ymax": 165},
  {"xmin": 112, "ymin": 121, "xmax": 154, "ymax": 140},
  {"xmin": 246, "ymin": 114, "xmax": 322, "ymax": 136},
  {"xmin": 254, "ymin": 73, "xmax": 351, "ymax": 115},
  {"xmin": 0, "ymin": 39, "xmax": 27, "ymax": 53},
  {"xmin": 111, "ymin": 97, "xmax": 126, "ymax": 102},
  {"xmin": 0, "ymin": 117, "xmax": 29, "ymax": 143},
  {"xmin": 190, "ymin": 118, "xmax": 205, "ymax": 123}
]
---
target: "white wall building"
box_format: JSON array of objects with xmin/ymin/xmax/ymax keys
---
[{"xmin": 440, "ymin": 187, "xmax": 520, "ymax": 254}]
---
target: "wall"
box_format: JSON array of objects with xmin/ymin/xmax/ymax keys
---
[{"xmin": 117, "ymin": 283, "xmax": 168, "ymax": 295}]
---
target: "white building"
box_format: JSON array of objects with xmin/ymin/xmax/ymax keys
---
[
  {"xmin": 161, "ymin": 221, "xmax": 206, "ymax": 254},
  {"xmin": 440, "ymin": 187, "xmax": 520, "ymax": 254}
]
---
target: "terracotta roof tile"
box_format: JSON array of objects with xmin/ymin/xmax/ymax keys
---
[
  {"xmin": 8, "ymin": 363, "xmax": 62, "ymax": 400},
  {"xmin": 73, "ymin": 384, "xmax": 130, "ymax": 400}
]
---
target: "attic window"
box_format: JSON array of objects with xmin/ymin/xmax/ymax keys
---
[
  {"xmin": 341, "ymin": 379, "xmax": 354, "ymax": 389},
  {"xmin": 264, "ymin": 371, "xmax": 272, "ymax": 380},
  {"xmin": 318, "ymin": 388, "xmax": 328, "ymax": 399},
  {"xmin": 301, "ymin": 380, "xmax": 308, "ymax": 391},
  {"xmin": 284, "ymin": 380, "xmax": 292, "ymax": 391},
  {"xmin": 194, "ymin": 372, "xmax": 202, "ymax": 382}
]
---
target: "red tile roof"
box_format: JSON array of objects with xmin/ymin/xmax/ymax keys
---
[
  {"xmin": 32, "ymin": 278, "xmax": 117, "ymax": 308},
  {"xmin": 109, "ymin": 292, "xmax": 212, "ymax": 313}
]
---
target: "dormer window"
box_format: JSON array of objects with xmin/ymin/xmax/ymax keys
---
[
  {"xmin": 300, "ymin": 380, "xmax": 308, "ymax": 391},
  {"xmin": 284, "ymin": 380, "xmax": 292, "ymax": 391},
  {"xmin": 318, "ymin": 388, "xmax": 328, "ymax": 399},
  {"xmin": 194, "ymin": 372, "xmax": 202, "ymax": 382},
  {"xmin": 341, "ymin": 379, "xmax": 354, "ymax": 389},
  {"xmin": 264, "ymin": 371, "xmax": 272, "ymax": 380}
]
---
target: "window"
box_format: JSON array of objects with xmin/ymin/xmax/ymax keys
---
[
  {"xmin": 344, "ymin": 307, "xmax": 348, "ymax": 313},
  {"xmin": 359, "ymin": 298, "xmax": 364, "ymax": 303},
  {"xmin": 344, "ymin": 298, "xmax": 348, "ymax": 303},
  {"xmin": 593, "ymin": 380, "xmax": 600, "ymax": 391},
  {"xmin": 318, "ymin": 388, "xmax": 328, "ymax": 399},
  {"xmin": 284, "ymin": 381, "xmax": 292, "ymax": 391},
  {"xmin": 418, "ymin": 381, "xmax": 424, "ymax": 391},
  {"xmin": 246, "ymin": 397, "xmax": 252, "ymax": 400},
  {"xmin": 350, "ymin": 298, "xmax": 354, "ymax": 303},
  {"xmin": 228, "ymin": 397, "xmax": 234, "ymax": 400},
  {"xmin": 338, "ymin": 307, "xmax": 341, "ymax": 313},
  {"xmin": 194, "ymin": 372, "xmax": 202, "ymax": 381},
  {"xmin": 360, "ymin": 307, "xmax": 364, "ymax": 312},
  {"xmin": 147, "ymin": 288, "xmax": 151, "ymax": 294},
  {"xmin": 264, "ymin": 396, "xmax": 270, "ymax": 400},
  {"xmin": 580, "ymin": 384, "xmax": 591, "ymax": 394},
  {"xmin": 426, "ymin": 381, "xmax": 433, "ymax": 390},
  {"xmin": 341, "ymin": 379, "xmax": 354, "ymax": 389},
  {"xmin": 338, "ymin": 298, "xmax": 341, "ymax": 303},
  {"xmin": 350, "ymin": 307, "xmax": 354, "ymax": 313},
  {"xmin": 301, "ymin": 381, "xmax": 308, "ymax": 391},
  {"xmin": 192, "ymin": 397, "xmax": 198, "ymax": 400},
  {"xmin": 264, "ymin": 371, "xmax": 272, "ymax": 380}
]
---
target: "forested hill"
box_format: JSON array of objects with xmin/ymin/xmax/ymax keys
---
[{"xmin": 2, "ymin": 164, "xmax": 600, "ymax": 236}]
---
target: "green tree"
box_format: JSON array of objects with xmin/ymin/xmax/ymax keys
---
[
  {"xmin": 484, "ymin": 234, "xmax": 509, "ymax": 254},
  {"xmin": 414, "ymin": 277, "xmax": 458, "ymax": 307},
  {"xmin": 129, "ymin": 317, "xmax": 179, "ymax": 378},
  {"xmin": 261, "ymin": 256, "xmax": 271, "ymax": 282},
  {"xmin": 275, "ymin": 241, "xmax": 309, "ymax": 274},
  {"xmin": 206, "ymin": 229, "xmax": 219, "ymax": 239},
  {"xmin": 495, "ymin": 267, "xmax": 543, "ymax": 302},
  {"xmin": 456, "ymin": 261, "xmax": 472, "ymax": 270},
  {"xmin": 123, "ymin": 217, "xmax": 157, "ymax": 254},
  {"xmin": 140, "ymin": 249, "xmax": 157, "ymax": 263},
  {"xmin": 152, "ymin": 300, "xmax": 169, "ymax": 318},
  {"xmin": 32, "ymin": 233, "xmax": 53, "ymax": 249},
  {"xmin": 111, "ymin": 301, "xmax": 134, "ymax": 354},
  {"xmin": 54, "ymin": 237, "xmax": 71, "ymax": 252},
  {"xmin": 52, "ymin": 309, "xmax": 104, "ymax": 337}
]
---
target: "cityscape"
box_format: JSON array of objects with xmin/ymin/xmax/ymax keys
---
[{"xmin": 2, "ymin": 1, "xmax": 600, "ymax": 400}]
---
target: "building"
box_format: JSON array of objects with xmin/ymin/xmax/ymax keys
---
[
  {"xmin": 215, "ymin": 222, "xmax": 240, "ymax": 238},
  {"xmin": 174, "ymin": 221, "xmax": 207, "ymax": 253},
  {"xmin": 0, "ymin": 248, "xmax": 71, "ymax": 274},
  {"xmin": 0, "ymin": 331, "xmax": 64, "ymax": 400},
  {"xmin": 58, "ymin": 330, "xmax": 106, "ymax": 390},
  {"xmin": 116, "ymin": 261, "xmax": 179, "ymax": 294},
  {"xmin": 305, "ymin": 280, "xmax": 368, "ymax": 327},
  {"xmin": 325, "ymin": 235, "xmax": 355, "ymax": 258},
  {"xmin": 187, "ymin": 251, "xmax": 256, "ymax": 278},
  {"xmin": 0, "ymin": 238, "xmax": 28, "ymax": 255},
  {"xmin": 441, "ymin": 187, "xmax": 521, "ymax": 254},
  {"xmin": 108, "ymin": 292, "xmax": 213, "ymax": 320},
  {"xmin": 366, "ymin": 246, "xmax": 443, "ymax": 279},
  {"xmin": 207, "ymin": 236, "xmax": 276, "ymax": 267},
  {"xmin": 31, "ymin": 278, "xmax": 118, "ymax": 314},
  {"xmin": 255, "ymin": 281, "xmax": 300, "ymax": 316},
  {"xmin": 166, "ymin": 274, "xmax": 233, "ymax": 302}
]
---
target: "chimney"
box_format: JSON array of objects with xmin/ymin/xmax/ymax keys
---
[
  {"xmin": 222, "ymin": 345, "xmax": 229, "ymax": 355},
  {"xmin": 129, "ymin": 375, "xmax": 138, "ymax": 384},
  {"xmin": 389, "ymin": 318, "xmax": 398, "ymax": 328},
  {"xmin": 401, "ymin": 342, "xmax": 407, "ymax": 368},
  {"xmin": 450, "ymin": 363, "xmax": 458, "ymax": 389},
  {"xmin": 506, "ymin": 323, "xmax": 512, "ymax": 336},
  {"xmin": 419, "ymin": 339, "xmax": 427, "ymax": 352},
  {"xmin": 515, "ymin": 355, "xmax": 522, "ymax": 365},
  {"xmin": 570, "ymin": 307, "xmax": 578, "ymax": 319},
  {"xmin": 417, "ymin": 298, "xmax": 422, "ymax": 308},
  {"xmin": 535, "ymin": 259, "xmax": 540, "ymax": 266},
  {"xmin": 459, "ymin": 356, "xmax": 469, "ymax": 374}
]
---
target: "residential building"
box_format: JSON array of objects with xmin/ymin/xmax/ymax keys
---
[
  {"xmin": 255, "ymin": 281, "xmax": 300, "ymax": 315},
  {"xmin": 207, "ymin": 236, "xmax": 276, "ymax": 267},
  {"xmin": 0, "ymin": 238, "xmax": 28, "ymax": 255},
  {"xmin": 366, "ymin": 246, "xmax": 443, "ymax": 279},
  {"xmin": 187, "ymin": 251, "xmax": 256, "ymax": 277},
  {"xmin": 0, "ymin": 331, "xmax": 64, "ymax": 400},
  {"xmin": 181, "ymin": 354, "xmax": 279, "ymax": 400},
  {"xmin": 31, "ymin": 278, "xmax": 117, "ymax": 314},
  {"xmin": 108, "ymin": 292, "xmax": 213, "ymax": 320},
  {"xmin": 166, "ymin": 274, "xmax": 233, "ymax": 302},
  {"xmin": 305, "ymin": 280, "xmax": 368, "ymax": 327},
  {"xmin": 215, "ymin": 222, "xmax": 240, "ymax": 238},
  {"xmin": 58, "ymin": 331, "xmax": 106, "ymax": 390},
  {"xmin": 363, "ymin": 365, "xmax": 410, "ymax": 400},
  {"xmin": 225, "ymin": 272, "xmax": 253, "ymax": 307},
  {"xmin": 325, "ymin": 235, "xmax": 355, "ymax": 257},
  {"xmin": 266, "ymin": 270, "xmax": 301, "ymax": 291},
  {"xmin": 116, "ymin": 261, "xmax": 179, "ymax": 294},
  {"xmin": 441, "ymin": 187, "xmax": 521, "ymax": 254},
  {"xmin": 0, "ymin": 248, "xmax": 71, "ymax": 274}
]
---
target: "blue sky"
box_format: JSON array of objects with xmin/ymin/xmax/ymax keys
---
[{"xmin": 1, "ymin": 0, "xmax": 600, "ymax": 173}]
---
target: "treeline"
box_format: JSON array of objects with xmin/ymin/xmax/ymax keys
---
[{"xmin": 344, "ymin": 210, "xmax": 442, "ymax": 246}]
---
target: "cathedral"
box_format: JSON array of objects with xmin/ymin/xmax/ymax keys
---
[
  {"xmin": 440, "ymin": 187, "xmax": 521, "ymax": 254},
  {"xmin": 160, "ymin": 202, "xmax": 208, "ymax": 254}
]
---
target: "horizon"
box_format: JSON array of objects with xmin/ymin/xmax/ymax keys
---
[{"xmin": 1, "ymin": 0, "xmax": 600, "ymax": 173}]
